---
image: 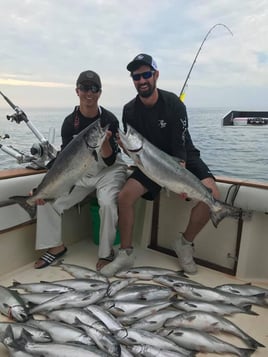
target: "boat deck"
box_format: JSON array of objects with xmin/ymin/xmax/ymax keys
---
[{"xmin": 0, "ymin": 239, "xmax": 267, "ymax": 356}]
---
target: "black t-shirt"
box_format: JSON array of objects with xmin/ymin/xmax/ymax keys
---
[
  {"xmin": 60, "ymin": 106, "xmax": 120, "ymax": 166},
  {"xmin": 122, "ymin": 89, "xmax": 200, "ymax": 161}
]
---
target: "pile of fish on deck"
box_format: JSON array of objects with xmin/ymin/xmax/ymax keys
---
[{"xmin": 0, "ymin": 262, "xmax": 267, "ymax": 356}]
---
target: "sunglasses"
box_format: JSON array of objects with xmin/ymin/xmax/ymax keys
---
[
  {"xmin": 131, "ymin": 70, "xmax": 155, "ymax": 81},
  {"xmin": 78, "ymin": 84, "xmax": 100, "ymax": 93}
]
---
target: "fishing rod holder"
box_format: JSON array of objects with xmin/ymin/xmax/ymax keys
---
[
  {"xmin": 0, "ymin": 91, "xmax": 58, "ymax": 169},
  {"xmin": 0, "ymin": 143, "xmax": 34, "ymax": 165}
]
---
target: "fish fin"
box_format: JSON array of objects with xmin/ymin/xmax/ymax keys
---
[
  {"xmin": 169, "ymin": 295, "xmax": 179, "ymax": 303},
  {"xmin": 7, "ymin": 280, "xmax": 20, "ymax": 289},
  {"xmin": 93, "ymin": 149, "xmax": 98, "ymax": 161},
  {"xmin": 242, "ymin": 304, "xmax": 259, "ymax": 316},
  {"xmin": 254, "ymin": 292, "xmax": 268, "ymax": 306},
  {"xmin": 9, "ymin": 195, "xmax": 37, "ymax": 219},
  {"xmin": 26, "ymin": 301, "xmax": 38, "ymax": 309},
  {"xmin": 210, "ymin": 200, "xmax": 242, "ymax": 228},
  {"xmin": 68, "ymin": 185, "xmax": 75, "ymax": 195},
  {"xmin": 176, "ymin": 270, "xmax": 189, "ymax": 278},
  {"xmin": 2, "ymin": 325, "xmax": 16, "ymax": 348},
  {"xmin": 50, "ymin": 258, "xmax": 65, "ymax": 267},
  {"xmin": 247, "ymin": 337, "xmax": 266, "ymax": 349}
]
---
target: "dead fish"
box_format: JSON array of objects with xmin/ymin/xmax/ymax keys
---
[
  {"xmin": 159, "ymin": 327, "xmax": 255, "ymax": 356},
  {"xmin": 153, "ymin": 274, "xmax": 202, "ymax": 288},
  {"xmin": 164, "ymin": 310, "xmax": 265, "ymax": 349},
  {"xmin": 41, "ymin": 278, "xmax": 108, "ymax": 292},
  {"xmin": 8, "ymin": 328, "xmax": 109, "ymax": 356},
  {"xmin": 29, "ymin": 288, "xmax": 107, "ymax": 314},
  {"xmin": 99, "ymin": 299, "xmax": 172, "ymax": 317},
  {"xmin": 26, "ymin": 318, "xmax": 94, "ymax": 345},
  {"xmin": 115, "ymin": 266, "xmax": 188, "ymax": 280},
  {"xmin": 85, "ymin": 305, "xmax": 124, "ymax": 332},
  {"xmin": 8, "ymin": 280, "xmax": 73, "ymax": 293},
  {"xmin": 75, "ymin": 319, "xmax": 121, "ymax": 357},
  {"xmin": 215, "ymin": 282, "xmax": 268, "ymax": 297},
  {"xmin": 0, "ymin": 285, "xmax": 29, "ymax": 322},
  {"xmin": 19, "ymin": 292, "xmax": 61, "ymax": 307},
  {"xmin": 129, "ymin": 344, "xmax": 193, "ymax": 356},
  {"xmin": 118, "ymin": 301, "xmax": 172, "ymax": 326},
  {"xmin": 107, "ymin": 278, "xmax": 137, "ymax": 297},
  {"xmin": 1, "ymin": 325, "xmax": 36, "ymax": 357},
  {"xmin": 131, "ymin": 309, "xmax": 181, "ymax": 332},
  {"xmin": 0, "ymin": 322, "xmax": 51, "ymax": 342},
  {"xmin": 45, "ymin": 308, "xmax": 110, "ymax": 334},
  {"xmin": 114, "ymin": 328, "xmax": 189, "ymax": 354},
  {"xmin": 111, "ymin": 283, "xmax": 175, "ymax": 301},
  {"xmin": 52, "ymin": 259, "xmax": 108, "ymax": 282},
  {"xmin": 173, "ymin": 283, "xmax": 268, "ymax": 307},
  {"xmin": 171, "ymin": 299, "xmax": 258, "ymax": 316},
  {"xmin": 10, "ymin": 119, "xmax": 108, "ymax": 219},
  {"xmin": 119, "ymin": 125, "xmax": 241, "ymax": 228}
]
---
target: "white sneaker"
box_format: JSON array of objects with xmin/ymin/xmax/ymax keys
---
[
  {"xmin": 172, "ymin": 233, "xmax": 197, "ymax": 274},
  {"xmin": 100, "ymin": 248, "xmax": 135, "ymax": 277}
]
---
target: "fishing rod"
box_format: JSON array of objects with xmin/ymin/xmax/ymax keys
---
[
  {"xmin": 179, "ymin": 23, "xmax": 233, "ymax": 102},
  {"xmin": 0, "ymin": 91, "xmax": 58, "ymax": 168}
]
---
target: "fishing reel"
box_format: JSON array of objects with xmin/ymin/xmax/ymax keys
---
[
  {"xmin": 0, "ymin": 91, "xmax": 58, "ymax": 169},
  {"xmin": 6, "ymin": 110, "xmax": 27, "ymax": 124}
]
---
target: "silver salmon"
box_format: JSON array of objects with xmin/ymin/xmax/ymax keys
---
[
  {"xmin": 159, "ymin": 327, "xmax": 255, "ymax": 356},
  {"xmin": 164, "ymin": 310, "xmax": 265, "ymax": 349},
  {"xmin": 119, "ymin": 125, "xmax": 241, "ymax": 227},
  {"xmin": 0, "ymin": 285, "xmax": 29, "ymax": 322},
  {"xmin": 10, "ymin": 119, "xmax": 108, "ymax": 218}
]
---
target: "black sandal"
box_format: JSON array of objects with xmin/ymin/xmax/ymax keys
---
[
  {"xmin": 35, "ymin": 247, "xmax": 68, "ymax": 269},
  {"xmin": 96, "ymin": 250, "xmax": 114, "ymax": 271}
]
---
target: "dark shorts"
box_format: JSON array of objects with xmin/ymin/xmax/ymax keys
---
[{"xmin": 129, "ymin": 157, "xmax": 215, "ymax": 201}]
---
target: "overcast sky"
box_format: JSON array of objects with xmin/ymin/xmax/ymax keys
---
[{"xmin": 0, "ymin": 0, "xmax": 267, "ymax": 110}]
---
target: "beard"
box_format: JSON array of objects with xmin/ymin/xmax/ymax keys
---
[{"xmin": 137, "ymin": 82, "xmax": 156, "ymax": 98}]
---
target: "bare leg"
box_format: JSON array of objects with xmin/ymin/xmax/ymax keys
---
[
  {"xmin": 118, "ymin": 178, "xmax": 147, "ymax": 249},
  {"xmin": 100, "ymin": 178, "xmax": 147, "ymax": 277},
  {"xmin": 173, "ymin": 178, "xmax": 220, "ymax": 274},
  {"xmin": 183, "ymin": 177, "xmax": 220, "ymax": 242}
]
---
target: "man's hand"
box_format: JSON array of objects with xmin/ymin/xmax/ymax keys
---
[
  {"xmin": 29, "ymin": 190, "xmax": 45, "ymax": 205},
  {"xmin": 178, "ymin": 160, "xmax": 189, "ymax": 200}
]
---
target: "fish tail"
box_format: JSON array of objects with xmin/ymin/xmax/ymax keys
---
[
  {"xmin": 7, "ymin": 280, "xmax": 20, "ymax": 289},
  {"xmin": 51, "ymin": 258, "xmax": 65, "ymax": 267},
  {"xmin": 9, "ymin": 195, "xmax": 37, "ymax": 219},
  {"xmin": 247, "ymin": 337, "xmax": 265, "ymax": 349},
  {"xmin": 255, "ymin": 293, "xmax": 268, "ymax": 307},
  {"xmin": 210, "ymin": 200, "xmax": 242, "ymax": 228},
  {"xmin": 242, "ymin": 304, "xmax": 259, "ymax": 316},
  {"xmin": 238, "ymin": 347, "xmax": 256, "ymax": 357}
]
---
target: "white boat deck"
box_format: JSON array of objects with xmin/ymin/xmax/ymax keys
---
[{"xmin": 0, "ymin": 239, "xmax": 267, "ymax": 356}]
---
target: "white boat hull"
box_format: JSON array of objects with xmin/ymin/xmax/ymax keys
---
[{"xmin": 0, "ymin": 168, "xmax": 267, "ymax": 356}]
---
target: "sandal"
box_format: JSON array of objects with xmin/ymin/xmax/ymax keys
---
[
  {"xmin": 96, "ymin": 250, "xmax": 114, "ymax": 271},
  {"xmin": 35, "ymin": 247, "xmax": 68, "ymax": 269}
]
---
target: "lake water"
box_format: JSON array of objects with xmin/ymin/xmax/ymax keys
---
[{"xmin": 0, "ymin": 106, "xmax": 267, "ymax": 184}]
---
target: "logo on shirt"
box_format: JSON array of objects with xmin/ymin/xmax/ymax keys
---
[{"xmin": 158, "ymin": 119, "xmax": 167, "ymax": 128}]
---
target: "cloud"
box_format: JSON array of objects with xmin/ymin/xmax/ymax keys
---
[{"xmin": 0, "ymin": 0, "xmax": 268, "ymax": 108}]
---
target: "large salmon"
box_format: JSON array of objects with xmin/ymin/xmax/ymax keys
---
[
  {"xmin": 119, "ymin": 125, "xmax": 241, "ymax": 227},
  {"xmin": 10, "ymin": 118, "xmax": 108, "ymax": 218}
]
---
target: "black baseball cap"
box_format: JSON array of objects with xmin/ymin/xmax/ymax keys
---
[
  {"xmin": 127, "ymin": 53, "xmax": 158, "ymax": 72},
  {"xmin": 76, "ymin": 70, "xmax": 102, "ymax": 88}
]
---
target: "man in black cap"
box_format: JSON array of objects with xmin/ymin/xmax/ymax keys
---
[
  {"xmin": 100, "ymin": 54, "xmax": 220, "ymax": 277},
  {"xmin": 34, "ymin": 70, "xmax": 127, "ymax": 270}
]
